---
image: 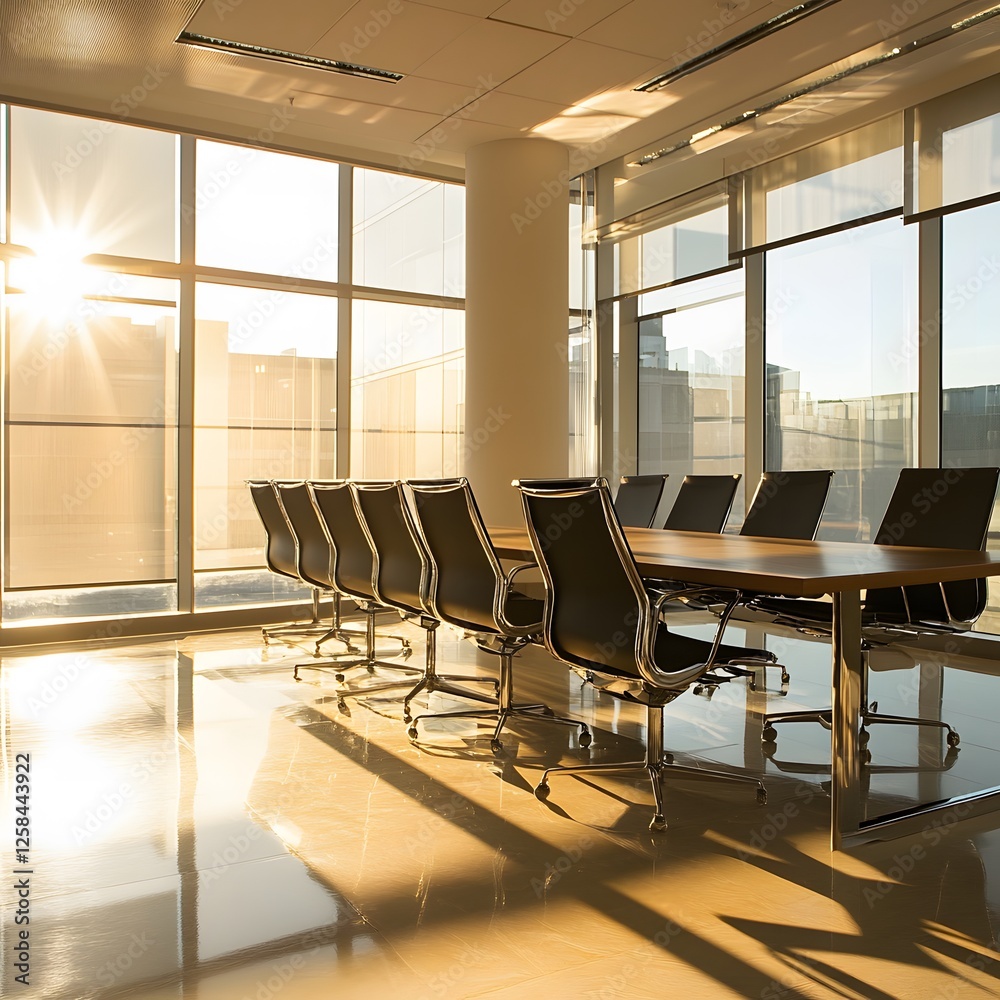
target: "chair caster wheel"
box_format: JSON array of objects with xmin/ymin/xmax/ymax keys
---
[
  {"xmin": 756, "ymin": 787, "xmax": 767, "ymax": 806},
  {"xmin": 761, "ymin": 725, "xmax": 777, "ymax": 742},
  {"xmin": 859, "ymin": 728, "xmax": 871, "ymax": 745},
  {"xmin": 367, "ymin": 664, "xmax": 376, "ymax": 673},
  {"xmin": 407, "ymin": 726, "xmax": 418, "ymax": 740},
  {"xmin": 579, "ymin": 730, "xmax": 592, "ymax": 749},
  {"xmin": 649, "ymin": 815, "xmax": 667, "ymax": 832},
  {"xmin": 947, "ymin": 731, "xmax": 961, "ymax": 748},
  {"xmin": 534, "ymin": 782, "xmax": 549, "ymax": 800},
  {"xmin": 337, "ymin": 699, "xmax": 350, "ymax": 716},
  {"xmin": 402, "ymin": 708, "xmax": 412, "ymax": 723},
  {"xmin": 780, "ymin": 671, "xmax": 790, "ymax": 685},
  {"xmin": 490, "ymin": 739, "xmax": 504, "ymax": 756},
  {"xmin": 334, "ymin": 673, "xmax": 347, "ymax": 683},
  {"xmin": 402, "ymin": 640, "xmax": 411, "ymax": 649}
]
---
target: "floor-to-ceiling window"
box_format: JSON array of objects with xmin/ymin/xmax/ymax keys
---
[
  {"xmin": 0, "ymin": 106, "xmax": 467, "ymax": 628},
  {"xmin": 350, "ymin": 167, "xmax": 465, "ymax": 478},
  {"xmin": 4, "ymin": 107, "xmax": 180, "ymax": 620},
  {"xmin": 942, "ymin": 199, "xmax": 1000, "ymax": 629},
  {"xmin": 765, "ymin": 219, "xmax": 919, "ymax": 539},
  {"xmin": 192, "ymin": 140, "xmax": 340, "ymax": 609}
]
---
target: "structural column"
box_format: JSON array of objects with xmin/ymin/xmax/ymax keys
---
[{"xmin": 465, "ymin": 138, "xmax": 569, "ymax": 525}]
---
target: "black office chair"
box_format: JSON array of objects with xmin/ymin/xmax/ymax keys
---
[
  {"xmin": 699, "ymin": 469, "xmax": 834, "ymax": 690},
  {"xmin": 517, "ymin": 478, "xmax": 766, "ymax": 832},
  {"xmin": 405, "ymin": 477, "xmax": 590, "ymax": 755},
  {"xmin": 272, "ymin": 481, "xmax": 363, "ymax": 659},
  {"xmin": 299, "ymin": 481, "xmax": 418, "ymax": 696},
  {"xmin": 614, "ymin": 474, "xmax": 667, "ymax": 528},
  {"xmin": 661, "ymin": 474, "xmax": 741, "ymax": 533},
  {"xmin": 247, "ymin": 480, "xmax": 338, "ymax": 645},
  {"xmin": 759, "ymin": 467, "xmax": 1000, "ymax": 758},
  {"xmin": 740, "ymin": 470, "xmax": 835, "ymax": 540},
  {"xmin": 352, "ymin": 480, "xmax": 499, "ymax": 721}
]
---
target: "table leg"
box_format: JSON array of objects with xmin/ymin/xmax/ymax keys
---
[{"xmin": 830, "ymin": 589, "xmax": 863, "ymax": 851}]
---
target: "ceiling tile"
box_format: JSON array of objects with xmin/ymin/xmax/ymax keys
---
[
  {"xmin": 579, "ymin": 0, "xmax": 776, "ymax": 61},
  {"xmin": 185, "ymin": 0, "xmax": 358, "ymax": 55},
  {"xmin": 490, "ymin": 0, "xmax": 633, "ymax": 37},
  {"xmin": 309, "ymin": 1, "xmax": 479, "ymax": 75},
  {"xmin": 458, "ymin": 91, "xmax": 569, "ymax": 130},
  {"xmin": 416, "ymin": 116, "xmax": 525, "ymax": 153},
  {"xmin": 500, "ymin": 39, "xmax": 658, "ymax": 106},
  {"xmin": 413, "ymin": 19, "xmax": 567, "ymax": 88},
  {"xmin": 411, "ymin": 0, "xmax": 507, "ymax": 15},
  {"xmin": 288, "ymin": 90, "xmax": 442, "ymax": 140},
  {"xmin": 291, "ymin": 74, "xmax": 477, "ymax": 116}
]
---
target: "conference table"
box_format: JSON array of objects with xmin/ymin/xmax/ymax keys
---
[{"xmin": 488, "ymin": 524, "xmax": 1000, "ymax": 850}]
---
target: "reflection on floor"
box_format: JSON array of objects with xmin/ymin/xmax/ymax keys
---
[{"xmin": 3, "ymin": 616, "xmax": 1000, "ymax": 999}]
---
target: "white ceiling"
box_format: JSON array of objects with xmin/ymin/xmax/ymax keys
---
[{"xmin": 0, "ymin": 0, "xmax": 999, "ymax": 181}]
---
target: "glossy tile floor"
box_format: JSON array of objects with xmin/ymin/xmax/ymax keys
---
[{"xmin": 3, "ymin": 614, "xmax": 1000, "ymax": 999}]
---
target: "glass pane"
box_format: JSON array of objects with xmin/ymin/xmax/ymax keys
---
[
  {"xmin": 942, "ymin": 200, "xmax": 1000, "ymax": 634},
  {"xmin": 637, "ymin": 268, "xmax": 746, "ymax": 526},
  {"xmin": 194, "ymin": 283, "xmax": 337, "ymax": 609},
  {"xmin": 765, "ymin": 218, "xmax": 919, "ymax": 540},
  {"xmin": 4, "ymin": 271, "xmax": 179, "ymax": 620},
  {"xmin": 196, "ymin": 141, "xmax": 338, "ymax": 280},
  {"xmin": 353, "ymin": 168, "xmax": 464, "ymax": 295},
  {"xmin": 350, "ymin": 299, "xmax": 464, "ymax": 478},
  {"xmin": 943, "ymin": 111, "xmax": 1000, "ymax": 208},
  {"xmin": 764, "ymin": 147, "xmax": 902, "ymax": 246},
  {"xmin": 10, "ymin": 106, "xmax": 178, "ymax": 262},
  {"xmin": 569, "ymin": 175, "xmax": 597, "ymax": 477},
  {"xmin": 617, "ymin": 204, "xmax": 729, "ymax": 295}
]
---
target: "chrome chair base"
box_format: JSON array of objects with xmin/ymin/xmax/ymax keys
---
[
  {"xmin": 534, "ymin": 704, "xmax": 766, "ymax": 832},
  {"xmin": 407, "ymin": 635, "xmax": 590, "ymax": 755}
]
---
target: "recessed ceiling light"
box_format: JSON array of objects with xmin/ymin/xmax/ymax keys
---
[
  {"xmin": 636, "ymin": 0, "xmax": 843, "ymax": 92},
  {"xmin": 176, "ymin": 31, "xmax": 404, "ymax": 83},
  {"xmin": 628, "ymin": 3, "xmax": 1000, "ymax": 166}
]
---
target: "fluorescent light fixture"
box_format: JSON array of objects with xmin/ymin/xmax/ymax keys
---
[
  {"xmin": 629, "ymin": 3, "xmax": 1000, "ymax": 166},
  {"xmin": 176, "ymin": 31, "xmax": 404, "ymax": 83},
  {"xmin": 635, "ymin": 0, "xmax": 843, "ymax": 92}
]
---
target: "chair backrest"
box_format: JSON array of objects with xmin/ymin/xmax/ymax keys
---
[
  {"xmin": 614, "ymin": 474, "xmax": 667, "ymax": 528},
  {"xmin": 519, "ymin": 480, "xmax": 648, "ymax": 677},
  {"xmin": 309, "ymin": 481, "xmax": 378, "ymax": 603},
  {"xmin": 273, "ymin": 481, "xmax": 334, "ymax": 590},
  {"xmin": 740, "ymin": 470, "xmax": 834, "ymax": 540},
  {"xmin": 866, "ymin": 467, "xmax": 1000, "ymax": 625},
  {"xmin": 406, "ymin": 478, "xmax": 508, "ymax": 634},
  {"xmin": 662, "ymin": 474, "xmax": 741, "ymax": 533},
  {"xmin": 247, "ymin": 480, "xmax": 299, "ymax": 580},
  {"xmin": 352, "ymin": 481, "xmax": 425, "ymax": 617}
]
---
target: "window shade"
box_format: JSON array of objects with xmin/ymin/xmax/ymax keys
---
[
  {"xmin": 733, "ymin": 116, "xmax": 903, "ymax": 256},
  {"xmin": 906, "ymin": 74, "xmax": 1000, "ymax": 221},
  {"xmin": 608, "ymin": 183, "xmax": 732, "ymax": 297}
]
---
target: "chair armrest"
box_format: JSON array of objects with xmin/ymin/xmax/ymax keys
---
[{"xmin": 504, "ymin": 560, "xmax": 539, "ymax": 590}]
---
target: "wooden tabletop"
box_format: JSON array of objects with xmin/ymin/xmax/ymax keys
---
[{"xmin": 489, "ymin": 525, "xmax": 1000, "ymax": 597}]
